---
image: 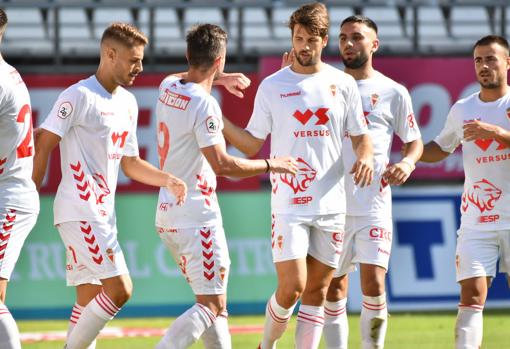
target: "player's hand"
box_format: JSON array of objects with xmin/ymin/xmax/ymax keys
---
[
  {"xmin": 166, "ymin": 176, "xmax": 187, "ymax": 206},
  {"xmin": 382, "ymin": 161, "xmax": 414, "ymax": 186},
  {"xmin": 463, "ymin": 119, "xmax": 500, "ymax": 142},
  {"xmin": 350, "ymin": 158, "xmax": 373, "ymax": 187},
  {"xmin": 281, "ymin": 48, "xmax": 295, "ymax": 69},
  {"xmin": 267, "ymin": 156, "xmax": 298, "ymax": 175},
  {"xmin": 214, "ymin": 72, "xmax": 251, "ymax": 98}
]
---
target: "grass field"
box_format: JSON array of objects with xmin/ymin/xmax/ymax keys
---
[{"xmin": 19, "ymin": 311, "xmax": 509, "ymax": 348}]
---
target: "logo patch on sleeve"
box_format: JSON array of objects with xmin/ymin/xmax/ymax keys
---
[
  {"xmin": 57, "ymin": 102, "xmax": 73, "ymax": 119},
  {"xmin": 206, "ymin": 116, "xmax": 220, "ymax": 134}
]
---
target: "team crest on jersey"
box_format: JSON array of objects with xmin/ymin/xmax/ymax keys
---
[
  {"xmin": 461, "ymin": 178, "xmax": 502, "ymax": 213},
  {"xmin": 370, "ymin": 93, "xmax": 379, "ymax": 108},
  {"xmin": 206, "ymin": 116, "xmax": 220, "ymax": 134},
  {"xmin": 57, "ymin": 102, "xmax": 73, "ymax": 119},
  {"xmin": 329, "ymin": 85, "xmax": 337, "ymax": 97},
  {"xmin": 506, "ymin": 107, "xmax": 510, "ymax": 121},
  {"xmin": 280, "ymin": 157, "xmax": 317, "ymax": 194}
]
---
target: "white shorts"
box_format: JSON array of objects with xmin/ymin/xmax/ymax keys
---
[
  {"xmin": 334, "ymin": 215, "xmax": 393, "ymax": 277},
  {"xmin": 157, "ymin": 224, "xmax": 230, "ymax": 295},
  {"xmin": 57, "ymin": 220, "xmax": 129, "ymax": 286},
  {"xmin": 456, "ymin": 227, "xmax": 510, "ymax": 282},
  {"xmin": 0, "ymin": 207, "xmax": 38, "ymax": 280},
  {"xmin": 271, "ymin": 213, "xmax": 345, "ymax": 268}
]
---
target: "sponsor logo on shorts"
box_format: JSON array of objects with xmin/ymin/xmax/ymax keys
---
[
  {"xmin": 369, "ymin": 227, "xmax": 392, "ymax": 242},
  {"xmin": 159, "ymin": 202, "xmax": 173, "ymax": 211},
  {"xmin": 277, "ymin": 235, "xmax": 283, "ymax": 250},
  {"xmin": 219, "ymin": 267, "xmax": 227, "ymax": 281},
  {"xmin": 57, "ymin": 101, "xmax": 73, "ymax": 119},
  {"xmin": 106, "ymin": 248, "xmax": 115, "ymax": 264},
  {"xmin": 377, "ymin": 247, "xmax": 390, "ymax": 256}
]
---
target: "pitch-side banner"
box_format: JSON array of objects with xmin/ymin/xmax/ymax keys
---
[{"xmin": 8, "ymin": 188, "xmax": 510, "ymax": 319}]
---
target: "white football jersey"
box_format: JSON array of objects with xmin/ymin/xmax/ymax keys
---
[
  {"xmin": 435, "ymin": 91, "xmax": 510, "ymax": 230},
  {"xmin": 247, "ymin": 64, "xmax": 367, "ymax": 215},
  {"xmin": 0, "ymin": 60, "xmax": 39, "ymax": 212},
  {"xmin": 41, "ymin": 75, "xmax": 139, "ymax": 224},
  {"xmin": 343, "ymin": 72, "xmax": 421, "ymax": 216},
  {"xmin": 155, "ymin": 75, "xmax": 224, "ymax": 228}
]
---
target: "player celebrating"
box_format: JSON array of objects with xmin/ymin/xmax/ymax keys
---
[
  {"xmin": 222, "ymin": 3, "xmax": 373, "ymax": 348},
  {"xmin": 420, "ymin": 35, "xmax": 510, "ymax": 349},
  {"xmin": 0, "ymin": 9, "xmax": 39, "ymax": 349},
  {"xmin": 32, "ymin": 23, "xmax": 186, "ymax": 349},
  {"xmin": 321, "ymin": 16, "xmax": 423, "ymax": 349},
  {"xmin": 154, "ymin": 24, "xmax": 297, "ymax": 349}
]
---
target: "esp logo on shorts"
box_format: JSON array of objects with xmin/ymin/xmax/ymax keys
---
[
  {"xmin": 57, "ymin": 102, "xmax": 73, "ymax": 119},
  {"xmin": 206, "ymin": 116, "xmax": 220, "ymax": 133}
]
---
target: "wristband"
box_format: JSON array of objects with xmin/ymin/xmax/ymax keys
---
[
  {"xmin": 264, "ymin": 159, "xmax": 271, "ymax": 173},
  {"xmin": 400, "ymin": 157, "xmax": 416, "ymax": 171}
]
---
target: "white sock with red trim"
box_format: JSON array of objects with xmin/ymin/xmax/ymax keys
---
[
  {"xmin": 156, "ymin": 303, "xmax": 216, "ymax": 349},
  {"xmin": 360, "ymin": 293, "xmax": 387, "ymax": 349},
  {"xmin": 202, "ymin": 310, "xmax": 231, "ymax": 349},
  {"xmin": 323, "ymin": 298, "xmax": 349, "ymax": 349},
  {"xmin": 455, "ymin": 303, "xmax": 483, "ymax": 349},
  {"xmin": 65, "ymin": 290, "xmax": 120, "ymax": 349},
  {"xmin": 0, "ymin": 303, "xmax": 21, "ymax": 349},
  {"xmin": 295, "ymin": 304, "xmax": 325, "ymax": 349},
  {"xmin": 260, "ymin": 293, "xmax": 295, "ymax": 349},
  {"xmin": 67, "ymin": 303, "xmax": 96, "ymax": 349}
]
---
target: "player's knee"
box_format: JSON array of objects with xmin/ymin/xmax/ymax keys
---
[
  {"xmin": 362, "ymin": 279, "xmax": 385, "ymax": 297},
  {"xmin": 278, "ymin": 284, "xmax": 304, "ymax": 305},
  {"xmin": 109, "ymin": 279, "xmax": 133, "ymax": 307}
]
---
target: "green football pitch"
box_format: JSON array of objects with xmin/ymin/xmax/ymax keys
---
[{"xmin": 19, "ymin": 311, "xmax": 509, "ymax": 348}]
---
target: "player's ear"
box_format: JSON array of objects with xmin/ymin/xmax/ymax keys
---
[
  {"xmin": 322, "ymin": 34, "xmax": 329, "ymax": 48},
  {"xmin": 372, "ymin": 38, "xmax": 380, "ymax": 54}
]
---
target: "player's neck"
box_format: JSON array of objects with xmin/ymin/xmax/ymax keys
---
[
  {"xmin": 345, "ymin": 65, "xmax": 376, "ymax": 81},
  {"xmin": 291, "ymin": 60, "xmax": 324, "ymax": 75},
  {"xmin": 182, "ymin": 68, "xmax": 214, "ymax": 94},
  {"xmin": 95, "ymin": 70, "xmax": 118, "ymax": 94},
  {"xmin": 479, "ymin": 84, "xmax": 509, "ymax": 102}
]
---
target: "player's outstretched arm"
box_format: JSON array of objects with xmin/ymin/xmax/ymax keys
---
[
  {"xmin": 222, "ymin": 116, "xmax": 265, "ymax": 157},
  {"xmin": 121, "ymin": 156, "xmax": 187, "ymax": 205},
  {"xmin": 32, "ymin": 128, "xmax": 61, "ymax": 191},
  {"xmin": 463, "ymin": 119, "xmax": 510, "ymax": 147},
  {"xmin": 201, "ymin": 143, "xmax": 297, "ymax": 178},
  {"xmin": 383, "ymin": 138, "xmax": 423, "ymax": 186},
  {"xmin": 350, "ymin": 133, "xmax": 374, "ymax": 187},
  {"xmin": 420, "ymin": 141, "xmax": 450, "ymax": 163}
]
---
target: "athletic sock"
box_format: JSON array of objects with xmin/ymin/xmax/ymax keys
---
[
  {"xmin": 295, "ymin": 304, "xmax": 325, "ymax": 349},
  {"xmin": 202, "ymin": 310, "xmax": 231, "ymax": 349},
  {"xmin": 67, "ymin": 303, "xmax": 96, "ymax": 349},
  {"xmin": 323, "ymin": 298, "xmax": 348, "ymax": 349},
  {"xmin": 260, "ymin": 293, "xmax": 295, "ymax": 349},
  {"xmin": 455, "ymin": 303, "xmax": 483, "ymax": 349},
  {"xmin": 156, "ymin": 303, "xmax": 216, "ymax": 349},
  {"xmin": 360, "ymin": 294, "xmax": 388, "ymax": 349},
  {"xmin": 65, "ymin": 290, "xmax": 120, "ymax": 349},
  {"xmin": 0, "ymin": 303, "xmax": 21, "ymax": 349}
]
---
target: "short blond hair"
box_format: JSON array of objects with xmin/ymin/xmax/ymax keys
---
[{"xmin": 101, "ymin": 22, "xmax": 148, "ymax": 47}]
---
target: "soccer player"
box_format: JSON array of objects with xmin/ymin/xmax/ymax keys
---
[
  {"xmin": 321, "ymin": 16, "xmax": 423, "ymax": 349},
  {"xmin": 0, "ymin": 9, "xmax": 39, "ymax": 349},
  {"xmin": 420, "ymin": 35, "xmax": 510, "ymax": 349},
  {"xmin": 154, "ymin": 23, "xmax": 297, "ymax": 349},
  {"xmin": 222, "ymin": 3, "xmax": 373, "ymax": 348},
  {"xmin": 32, "ymin": 23, "xmax": 187, "ymax": 349}
]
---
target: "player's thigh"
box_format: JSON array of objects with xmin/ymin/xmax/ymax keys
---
[
  {"xmin": 497, "ymin": 229, "xmax": 510, "ymax": 283},
  {"xmin": 271, "ymin": 213, "xmax": 310, "ymax": 263},
  {"xmin": 0, "ymin": 208, "xmax": 37, "ymax": 280},
  {"xmin": 274, "ymin": 257, "xmax": 307, "ymax": 293},
  {"xmin": 333, "ymin": 215, "xmax": 357, "ymax": 278},
  {"xmin": 158, "ymin": 225, "xmax": 230, "ymax": 295},
  {"xmin": 352, "ymin": 216, "xmax": 393, "ymax": 270},
  {"xmin": 57, "ymin": 220, "xmax": 129, "ymax": 287},
  {"xmin": 309, "ymin": 213, "xmax": 345, "ymax": 269},
  {"xmin": 456, "ymin": 227, "xmax": 499, "ymax": 282}
]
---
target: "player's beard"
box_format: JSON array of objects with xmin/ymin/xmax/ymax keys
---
[
  {"xmin": 295, "ymin": 51, "xmax": 317, "ymax": 67},
  {"xmin": 341, "ymin": 50, "xmax": 369, "ymax": 69},
  {"xmin": 478, "ymin": 75, "xmax": 502, "ymax": 89}
]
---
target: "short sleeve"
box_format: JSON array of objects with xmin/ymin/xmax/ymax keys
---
[
  {"xmin": 194, "ymin": 97, "xmax": 225, "ymax": 149},
  {"xmin": 434, "ymin": 106, "xmax": 462, "ymax": 153},
  {"xmin": 123, "ymin": 94, "xmax": 140, "ymax": 157},
  {"xmin": 392, "ymin": 87, "xmax": 421, "ymax": 143},
  {"xmin": 246, "ymin": 82, "xmax": 272, "ymax": 140},
  {"xmin": 40, "ymin": 86, "xmax": 85, "ymax": 138},
  {"xmin": 345, "ymin": 78, "xmax": 368, "ymax": 136}
]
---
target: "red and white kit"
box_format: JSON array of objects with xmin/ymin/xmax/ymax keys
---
[
  {"xmin": 155, "ymin": 75, "xmax": 230, "ymax": 294},
  {"xmin": 336, "ymin": 72, "xmax": 421, "ymax": 276},
  {"xmin": 247, "ymin": 64, "xmax": 367, "ymax": 267},
  {"xmin": 41, "ymin": 75, "xmax": 139, "ymax": 284},
  {"xmin": 434, "ymin": 91, "xmax": 510, "ymax": 281},
  {"xmin": 0, "ymin": 60, "xmax": 39, "ymax": 279}
]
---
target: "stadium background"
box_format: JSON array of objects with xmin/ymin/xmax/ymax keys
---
[{"xmin": 2, "ymin": 0, "xmax": 510, "ymax": 321}]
